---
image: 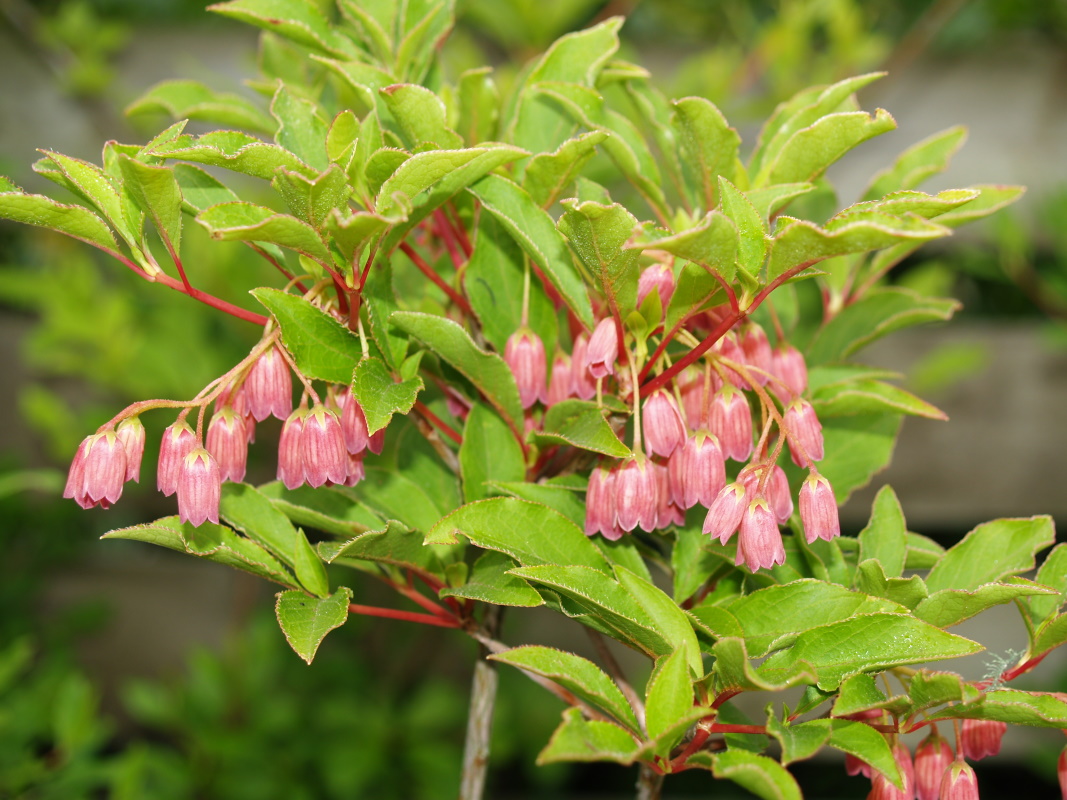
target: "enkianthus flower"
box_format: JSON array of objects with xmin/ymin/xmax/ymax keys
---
[
  {"xmin": 368, "ymin": 426, "xmax": 386, "ymax": 455},
  {"xmin": 177, "ymin": 448, "xmax": 221, "ymax": 527},
  {"xmin": 739, "ymin": 324, "xmax": 772, "ymax": 386},
  {"xmin": 735, "ymin": 498, "xmax": 786, "ymax": 572},
  {"xmin": 340, "ymin": 388, "xmax": 370, "ymax": 454},
  {"xmin": 939, "ymin": 760, "xmax": 979, "ymax": 800},
  {"xmin": 653, "ymin": 462, "xmax": 684, "ymax": 530},
  {"xmin": 799, "ymin": 472, "xmax": 840, "ymax": 543},
  {"xmin": 668, "ymin": 432, "xmax": 726, "ymax": 509},
  {"xmin": 784, "ymin": 398, "xmax": 824, "ymax": 467},
  {"xmin": 277, "ymin": 409, "xmax": 307, "ymax": 489},
  {"xmin": 846, "ymin": 754, "xmax": 872, "ymax": 778},
  {"xmin": 585, "ymin": 317, "xmax": 619, "ymax": 380},
  {"xmin": 642, "ymin": 389, "xmax": 686, "ymax": 457},
  {"xmin": 709, "ymin": 385, "xmax": 753, "ymax": 462},
  {"xmin": 206, "ymin": 407, "xmax": 250, "ymax": 483},
  {"xmin": 712, "ymin": 333, "xmax": 748, "ymax": 389},
  {"xmin": 703, "ymin": 481, "xmax": 748, "ymax": 543},
  {"xmin": 614, "ymin": 457, "xmax": 658, "ymax": 533},
  {"xmin": 301, "ymin": 404, "xmax": 347, "ymax": 487},
  {"xmin": 636, "ymin": 262, "xmax": 675, "ymax": 310},
  {"xmin": 64, "ymin": 432, "xmax": 128, "ymax": 509},
  {"xmin": 245, "ymin": 345, "xmax": 294, "ymax": 422},
  {"xmin": 771, "ymin": 342, "xmax": 808, "ymax": 400},
  {"xmin": 585, "ymin": 465, "xmax": 617, "ymax": 537},
  {"xmin": 960, "ymin": 718, "xmax": 1007, "ymax": 761},
  {"xmin": 740, "ymin": 464, "xmax": 793, "ymax": 524},
  {"xmin": 343, "ymin": 451, "xmax": 365, "ymax": 487},
  {"xmin": 570, "ymin": 334, "xmax": 597, "ymax": 400},
  {"xmin": 545, "ymin": 351, "xmax": 575, "ymax": 407},
  {"xmin": 115, "ymin": 417, "xmax": 145, "ymax": 483},
  {"xmin": 915, "ymin": 729, "xmax": 954, "ymax": 800},
  {"xmin": 868, "ymin": 744, "xmax": 915, "ymax": 800},
  {"xmin": 679, "ymin": 366, "xmax": 715, "ymax": 430},
  {"xmin": 157, "ymin": 420, "xmax": 197, "ymax": 497},
  {"xmin": 504, "ymin": 327, "xmax": 547, "ymax": 409}
]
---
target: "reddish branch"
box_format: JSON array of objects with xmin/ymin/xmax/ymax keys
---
[
  {"xmin": 348, "ymin": 603, "xmax": 461, "ymax": 628},
  {"xmin": 399, "ymin": 241, "xmax": 473, "ymax": 315},
  {"xmin": 414, "ymin": 400, "xmax": 463, "ymax": 445}
]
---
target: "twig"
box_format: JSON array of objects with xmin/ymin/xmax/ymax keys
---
[{"xmin": 460, "ymin": 607, "xmax": 502, "ymax": 800}]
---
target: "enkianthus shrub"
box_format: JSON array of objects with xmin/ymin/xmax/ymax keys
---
[{"xmin": 2, "ymin": 2, "xmax": 1062, "ymax": 798}]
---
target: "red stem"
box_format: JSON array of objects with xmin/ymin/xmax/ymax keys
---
[
  {"xmin": 434, "ymin": 208, "xmax": 466, "ymax": 272},
  {"xmin": 399, "ymin": 241, "xmax": 473, "ymax": 315},
  {"xmin": 414, "ymin": 400, "xmax": 463, "ymax": 445},
  {"xmin": 248, "ymin": 243, "xmax": 309, "ymax": 294},
  {"xmin": 447, "ymin": 203, "xmax": 473, "ymax": 257},
  {"xmin": 348, "ymin": 603, "xmax": 461, "ymax": 628}
]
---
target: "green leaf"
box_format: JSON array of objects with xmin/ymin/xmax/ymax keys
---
[
  {"xmin": 906, "ymin": 532, "xmax": 946, "ymax": 569},
  {"xmin": 558, "ymin": 200, "xmax": 640, "ymax": 315},
  {"xmin": 645, "ymin": 648, "xmax": 695, "ymax": 746},
  {"xmin": 1026, "ymin": 544, "xmax": 1067, "ymax": 624},
  {"xmin": 757, "ymin": 108, "xmax": 896, "ymax": 187},
  {"xmin": 460, "ymin": 404, "xmax": 526, "ymax": 503},
  {"xmin": 468, "ymin": 174, "xmax": 594, "ymax": 329},
  {"xmin": 393, "ymin": 0, "xmax": 454, "ymax": 83},
  {"xmin": 380, "ymin": 83, "xmax": 462, "ymax": 149},
  {"xmin": 830, "ymin": 674, "xmax": 890, "ymax": 717},
  {"xmin": 351, "ymin": 356, "xmax": 422, "ymax": 434},
  {"xmin": 487, "ymin": 479, "xmax": 586, "ymax": 528},
  {"xmin": 427, "ymin": 498, "xmax": 610, "ymax": 572},
  {"xmin": 664, "ymin": 260, "xmax": 721, "ymax": 332},
  {"xmin": 672, "ymin": 524, "xmax": 724, "ymax": 604},
  {"xmin": 631, "ymin": 212, "xmax": 738, "ymax": 282},
  {"xmin": 863, "ymin": 126, "xmax": 968, "ymax": 200},
  {"xmin": 197, "ymin": 202, "xmax": 329, "ymax": 261},
  {"xmin": 440, "ymin": 551, "xmax": 542, "ymax": 607},
  {"xmin": 537, "ymin": 707, "xmax": 638, "ymax": 765},
  {"xmin": 219, "ymin": 482, "xmax": 300, "ymax": 567},
  {"xmin": 456, "ymin": 67, "xmax": 499, "ymax": 145},
  {"xmin": 930, "ymin": 689, "xmax": 1067, "ymax": 728},
  {"xmin": 914, "ymin": 580, "xmax": 1056, "ymax": 628},
  {"xmin": 616, "ymin": 566, "xmax": 702, "ymax": 674},
  {"xmin": 908, "ymin": 671, "xmax": 964, "ymax": 714},
  {"xmin": 759, "ymin": 613, "xmax": 982, "ymax": 690},
  {"xmin": 0, "ymin": 189, "xmax": 117, "ymax": 251},
  {"xmin": 361, "ymin": 257, "xmax": 407, "ymax": 368},
  {"xmin": 855, "ymin": 559, "xmax": 929, "ymax": 610},
  {"xmin": 319, "ymin": 519, "xmax": 445, "ymax": 578},
  {"xmin": 812, "ymin": 378, "xmax": 946, "ymax": 420},
  {"xmin": 292, "ymin": 528, "xmax": 329, "ymax": 597},
  {"xmin": 725, "ymin": 580, "xmax": 903, "ymax": 658},
  {"xmin": 117, "ymin": 155, "xmax": 183, "ymax": 252},
  {"xmin": 857, "ymin": 485, "xmax": 908, "ymax": 579},
  {"xmin": 209, "ymin": 0, "xmax": 357, "ymax": 58},
  {"xmin": 391, "ymin": 310, "xmax": 524, "ymax": 429},
  {"xmin": 272, "ymin": 163, "xmax": 350, "ymax": 228},
  {"xmin": 37, "ymin": 151, "xmax": 140, "ymax": 247},
  {"xmin": 531, "ymin": 400, "xmax": 631, "ymax": 458},
  {"xmin": 252, "ymin": 288, "xmax": 362, "ymax": 383},
  {"xmin": 817, "ymin": 411, "xmax": 902, "ymax": 504},
  {"xmin": 701, "ymin": 750, "xmax": 802, "ymax": 800},
  {"xmin": 718, "ymin": 176, "xmax": 767, "ymax": 276},
  {"xmin": 523, "ymin": 130, "xmax": 607, "ymax": 208},
  {"xmin": 126, "ymin": 79, "xmax": 275, "ymax": 133},
  {"xmin": 925, "ymin": 516, "xmax": 1055, "ymax": 593},
  {"xmin": 765, "ymin": 716, "xmax": 830, "ymax": 765},
  {"xmin": 828, "ymin": 719, "xmax": 901, "ymax": 787},
  {"xmin": 353, "ymin": 466, "xmax": 456, "ymax": 533},
  {"xmin": 672, "ymin": 96, "xmax": 739, "ymax": 212},
  {"xmin": 152, "ymin": 130, "xmax": 315, "ymax": 180},
  {"xmin": 1030, "ymin": 614, "xmax": 1067, "ymax": 660},
  {"xmin": 711, "ymin": 637, "xmax": 817, "ymax": 693},
  {"xmin": 465, "ymin": 214, "xmax": 558, "ymax": 353},
  {"xmin": 490, "ymin": 645, "xmax": 639, "ymax": 732},
  {"xmin": 807, "ymin": 287, "xmax": 959, "ymax": 366},
  {"xmin": 745, "ymin": 183, "xmax": 815, "ymax": 219},
  {"xmin": 274, "ymin": 587, "xmax": 352, "ymax": 664},
  {"xmin": 271, "ymin": 84, "xmax": 329, "ymax": 171},
  {"xmin": 102, "ymin": 517, "xmax": 296, "ymax": 587},
  {"xmin": 260, "ymin": 482, "xmax": 382, "ymax": 537},
  {"xmin": 173, "ymin": 164, "xmax": 239, "ymax": 213}
]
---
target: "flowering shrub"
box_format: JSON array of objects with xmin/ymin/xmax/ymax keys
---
[{"xmin": 2, "ymin": 1, "xmax": 1063, "ymax": 798}]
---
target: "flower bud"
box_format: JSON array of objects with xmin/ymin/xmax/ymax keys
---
[
  {"xmin": 585, "ymin": 318, "xmax": 619, "ymax": 380},
  {"xmin": 614, "ymin": 458, "xmax": 657, "ymax": 533},
  {"xmin": 939, "ymin": 760, "xmax": 979, "ymax": 800},
  {"xmin": 960, "ymin": 718, "xmax": 1006, "ymax": 761},
  {"xmin": 703, "ymin": 481, "xmax": 748, "ymax": 543},
  {"xmin": 115, "ymin": 417, "xmax": 145, "ymax": 483},
  {"xmin": 277, "ymin": 409, "xmax": 307, "ymax": 490},
  {"xmin": 771, "ymin": 343, "xmax": 808, "ymax": 400},
  {"xmin": 709, "ymin": 386, "xmax": 753, "ymax": 462},
  {"xmin": 177, "ymin": 448, "xmax": 221, "ymax": 527},
  {"xmin": 799, "ymin": 472, "xmax": 840, "ymax": 544},
  {"xmin": 736, "ymin": 498, "xmax": 786, "ymax": 572},
  {"xmin": 784, "ymin": 399, "xmax": 824, "ymax": 467},
  {"xmin": 504, "ymin": 327, "xmax": 547, "ymax": 409},
  {"xmin": 206, "ymin": 407, "xmax": 249, "ymax": 483},
  {"xmin": 642, "ymin": 390, "xmax": 686, "ymax": 457},
  {"xmin": 915, "ymin": 730, "xmax": 954, "ymax": 800},
  {"xmin": 740, "ymin": 324, "xmax": 772, "ymax": 386},
  {"xmin": 545, "ymin": 351, "xmax": 575, "ymax": 407},
  {"xmin": 245, "ymin": 345, "xmax": 293, "ymax": 422},
  {"xmin": 158, "ymin": 421, "xmax": 197, "ymax": 497},
  {"xmin": 571, "ymin": 334, "xmax": 597, "ymax": 400},
  {"xmin": 637, "ymin": 262, "xmax": 675, "ymax": 311},
  {"xmin": 302, "ymin": 405, "xmax": 347, "ymax": 487}
]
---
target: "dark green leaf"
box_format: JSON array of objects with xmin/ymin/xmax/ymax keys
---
[
  {"xmin": 219, "ymin": 482, "xmax": 300, "ymax": 567},
  {"xmin": 319, "ymin": 519, "xmax": 446, "ymax": 578},
  {"xmin": 857, "ymin": 485, "xmax": 907, "ymax": 579},
  {"xmin": 701, "ymin": 750, "xmax": 802, "ymax": 800},
  {"xmin": 456, "ymin": 67, "xmax": 499, "ymax": 145},
  {"xmin": 293, "ymin": 528, "xmax": 330, "ymax": 597},
  {"xmin": 487, "ymin": 479, "xmax": 586, "ymax": 528},
  {"xmin": 460, "ymin": 404, "xmax": 526, "ymax": 503},
  {"xmin": 198, "ymin": 201, "xmax": 329, "ymax": 261},
  {"xmin": 672, "ymin": 97, "xmax": 739, "ymax": 212},
  {"xmin": 828, "ymin": 720, "xmax": 901, "ymax": 787},
  {"xmin": 531, "ymin": 400, "xmax": 631, "ymax": 458},
  {"xmin": 272, "ymin": 164, "xmax": 350, "ymax": 228},
  {"xmin": 711, "ymin": 637, "xmax": 817, "ymax": 693},
  {"xmin": 645, "ymin": 648, "xmax": 696, "ymax": 746},
  {"xmin": 252, "ymin": 288, "xmax": 362, "ymax": 383},
  {"xmin": 558, "ymin": 199, "xmax": 640, "ymax": 316},
  {"xmin": 274, "ymin": 587, "xmax": 352, "ymax": 664},
  {"xmin": 351, "ymin": 356, "xmax": 423, "ymax": 434},
  {"xmin": 1026, "ymin": 544, "xmax": 1067, "ymax": 624},
  {"xmin": 441, "ymin": 551, "xmax": 542, "ymax": 607},
  {"xmin": 925, "ymin": 516, "xmax": 1055, "ymax": 593},
  {"xmin": 537, "ymin": 707, "xmax": 638, "ymax": 765},
  {"xmin": 765, "ymin": 716, "xmax": 830, "ymax": 765}
]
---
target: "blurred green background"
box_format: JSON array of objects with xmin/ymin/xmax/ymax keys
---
[{"xmin": 2, "ymin": 0, "xmax": 1067, "ymax": 797}]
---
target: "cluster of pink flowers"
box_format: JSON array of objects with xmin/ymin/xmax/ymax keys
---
[
  {"xmin": 499, "ymin": 264, "xmax": 838, "ymax": 573},
  {"xmin": 847, "ymin": 719, "xmax": 1007, "ymax": 800},
  {"xmin": 64, "ymin": 343, "xmax": 384, "ymax": 527}
]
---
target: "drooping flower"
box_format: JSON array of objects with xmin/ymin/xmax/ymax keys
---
[
  {"xmin": 846, "ymin": 754, "xmax": 872, "ymax": 779},
  {"xmin": 115, "ymin": 417, "xmax": 145, "ymax": 483},
  {"xmin": 277, "ymin": 409, "xmax": 307, "ymax": 490},
  {"xmin": 784, "ymin": 398, "xmax": 824, "ymax": 467},
  {"xmin": 939, "ymin": 760, "xmax": 979, "ymax": 800},
  {"xmin": 585, "ymin": 465, "xmax": 616, "ymax": 537},
  {"xmin": 712, "ymin": 333, "xmax": 748, "ymax": 389},
  {"xmin": 915, "ymin": 729, "xmax": 954, "ymax": 800},
  {"xmin": 65, "ymin": 432, "xmax": 127, "ymax": 509},
  {"xmin": 585, "ymin": 318, "xmax": 619, "ymax": 380},
  {"xmin": 571, "ymin": 334, "xmax": 597, "ymax": 400},
  {"xmin": 960, "ymin": 718, "xmax": 1007, "ymax": 761},
  {"xmin": 245, "ymin": 345, "xmax": 293, "ymax": 422},
  {"xmin": 614, "ymin": 458, "xmax": 657, "ymax": 533},
  {"xmin": 545, "ymin": 351, "xmax": 575, "ymax": 407},
  {"xmin": 703, "ymin": 481, "xmax": 748, "ymax": 543},
  {"xmin": 301, "ymin": 405, "xmax": 347, "ymax": 487},
  {"xmin": 735, "ymin": 498, "xmax": 786, "ymax": 572},
  {"xmin": 771, "ymin": 343, "xmax": 808, "ymax": 400},
  {"xmin": 653, "ymin": 461, "xmax": 684, "ymax": 530},
  {"xmin": 740, "ymin": 464, "xmax": 793, "ymax": 524},
  {"xmin": 669, "ymin": 432, "xmax": 726, "ymax": 510},
  {"xmin": 709, "ymin": 386, "xmax": 753, "ymax": 462},
  {"xmin": 177, "ymin": 448, "xmax": 221, "ymax": 527},
  {"xmin": 504, "ymin": 327, "xmax": 547, "ymax": 409},
  {"xmin": 642, "ymin": 390, "xmax": 686, "ymax": 457},
  {"xmin": 799, "ymin": 472, "xmax": 840, "ymax": 543},
  {"xmin": 158, "ymin": 421, "xmax": 197, "ymax": 497},
  {"xmin": 368, "ymin": 426, "xmax": 386, "ymax": 455},
  {"xmin": 636, "ymin": 262, "xmax": 675, "ymax": 311},
  {"xmin": 341, "ymin": 389, "xmax": 370, "ymax": 454},
  {"xmin": 739, "ymin": 324, "xmax": 772, "ymax": 386},
  {"xmin": 205, "ymin": 407, "xmax": 249, "ymax": 483},
  {"xmin": 343, "ymin": 451, "xmax": 365, "ymax": 487}
]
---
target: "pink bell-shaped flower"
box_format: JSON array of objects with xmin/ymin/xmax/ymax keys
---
[
  {"xmin": 740, "ymin": 464, "xmax": 793, "ymax": 524},
  {"xmin": 65, "ymin": 432, "xmax": 127, "ymax": 509},
  {"xmin": 177, "ymin": 448, "xmax": 221, "ymax": 526},
  {"xmin": 368, "ymin": 426, "xmax": 386, "ymax": 455},
  {"xmin": 703, "ymin": 481, "xmax": 748, "ymax": 543},
  {"xmin": 206, "ymin": 407, "xmax": 249, "ymax": 483},
  {"xmin": 735, "ymin": 498, "xmax": 786, "ymax": 572},
  {"xmin": 63, "ymin": 437, "xmax": 91, "ymax": 509},
  {"xmin": 504, "ymin": 327, "xmax": 547, "ymax": 409},
  {"xmin": 669, "ymin": 432, "xmax": 726, "ymax": 509},
  {"xmin": 960, "ymin": 718, "xmax": 1006, "ymax": 761},
  {"xmin": 115, "ymin": 417, "xmax": 145, "ymax": 483},
  {"xmin": 585, "ymin": 318, "xmax": 619, "ymax": 380},
  {"xmin": 915, "ymin": 730, "xmax": 954, "ymax": 800},
  {"xmin": 653, "ymin": 462, "xmax": 684, "ymax": 530},
  {"xmin": 636, "ymin": 262, "xmax": 675, "ymax": 311},
  {"xmin": 245, "ymin": 345, "xmax": 293, "ymax": 422},
  {"xmin": 277, "ymin": 409, "xmax": 307, "ymax": 490},
  {"xmin": 571, "ymin": 334, "xmax": 597, "ymax": 400},
  {"xmin": 709, "ymin": 386, "xmax": 753, "ymax": 462},
  {"xmin": 799, "ymin": 472, "xmax": 840, "ymax": 543},
  {"xmin": 343, "ymin": 451, "xmax": 366, "ymax": 487},
  {"xmin": 713, "ymin": 333, "xmax": 748, "ymax": 389},
  {"xmin": 614, "ymin": 458, "xmax": 657, "ymax": 533},
  {"xmin": 771, "ymin": 343, "xmax": 808, "ymax": 400},
  {"xmin": 739, "ymin": 324, "xmax": 772, "ymax": 386},
  {"xmin": 302, "ymin": 405, "xmax": 347, "ymax": 487},
  {"xmin": 784, "ymin": 399, "xmax": 824, "ymax": 467},
  {"xmin": 939, "ymin": 760, "xmax": 979, "ymax": 800},
  {"xmin": 585, "ymin": 465, "xmax": 616, "ymax": 537},
  {"xmin": 642, "ymin": 390, "xmax": 686, "ymax": 457},
  {"xmin": 157, "ymin": 421, "xmax": 197, "ymax": 497},
  {"xmin": 545, "ymin": 351, "xmax": 575, "ymax": 407},
  {"xmin": 341, "ymin": 389, "xmax": 371, "ymax": 454},
  {"xmin": 846, "ymin": 754, "xmax": 872, "ymax": 779}
]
